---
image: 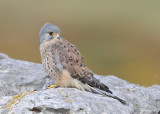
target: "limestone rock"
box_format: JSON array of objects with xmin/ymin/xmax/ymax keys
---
[
  {"xmin": 0, "ymin": 52, "xmax": 9, "ymax": 59},
  {"xmin": 0, "ymin": 52, "xmax": 159, "ymax": 114}
]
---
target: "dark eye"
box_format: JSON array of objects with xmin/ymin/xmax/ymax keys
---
[{"xmin": 49, "ymin": 32, "xmax": 53, "ymax": 35}]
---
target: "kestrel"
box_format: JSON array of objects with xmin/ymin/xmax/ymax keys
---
[{"xmin": 39, "ymin": 23, "xmax": 126, "ymax": 104}]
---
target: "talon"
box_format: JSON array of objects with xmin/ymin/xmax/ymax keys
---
[{"xmin": 48, "ymin": 84, "xmax": 57, "ymax": 89}]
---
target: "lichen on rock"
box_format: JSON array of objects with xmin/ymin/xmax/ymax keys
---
[{"xmin": 0, "ymin": 52, "xmax": 160, "ymax": 114}]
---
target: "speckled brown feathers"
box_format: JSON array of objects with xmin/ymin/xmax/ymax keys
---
[
  {"xmin": 39, "ymin": 23, "xmax": 126, "ymax": 104},
  {"xmin": 51, "ymin": 38, "xmax": 112, "ymax": 94}
]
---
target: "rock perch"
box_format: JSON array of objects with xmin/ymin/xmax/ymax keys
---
[{"xmin": 0, "ymin": 52, "xmax": 160, "ymax": 114}]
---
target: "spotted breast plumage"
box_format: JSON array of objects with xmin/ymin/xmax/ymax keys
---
[{"xmin": 39, "ymin": 23, "xmax": 126, "ymax": 104}]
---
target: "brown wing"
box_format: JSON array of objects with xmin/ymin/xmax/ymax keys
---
[{"xmin": 55, "ymin": 38, "xmax": 112, "ymax": 94}]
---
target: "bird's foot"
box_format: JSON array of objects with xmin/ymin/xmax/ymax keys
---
[
  {"xmin": 48, "ymin": 84, "xmax": 58, "ymax": 89},
  {"xmin": 42, "ymin": 80, "xmax": 58, "ymax": 90}
]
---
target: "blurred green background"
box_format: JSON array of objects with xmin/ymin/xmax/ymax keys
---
[{"xmin": 0, "ymin": 1, "xmax": 160, "ymax": 86}]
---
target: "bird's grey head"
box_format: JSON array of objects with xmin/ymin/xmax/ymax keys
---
[{"xmin": 39, "ymin": 23, "xmax": 61, "ymax": 44}]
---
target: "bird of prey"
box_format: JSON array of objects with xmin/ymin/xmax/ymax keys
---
[{"xmin": 39, "ymin": 23, "xmax": 126, "ymax": 104}]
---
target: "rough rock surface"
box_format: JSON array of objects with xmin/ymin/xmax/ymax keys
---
[
  {"xmin": 0, "ymin": 52, "xmax": 9, "ymax": 59},
  {"xmin": 0, "ymin": 52, "xmax": 160, "ymax": 114}
]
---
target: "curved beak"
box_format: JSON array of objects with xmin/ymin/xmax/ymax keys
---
[{"xmin": 54, "ymin": 33, "xmax": 60, "ymax": 39}]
